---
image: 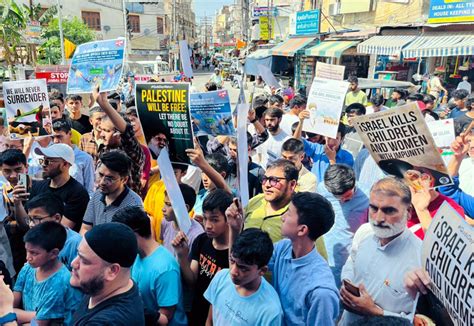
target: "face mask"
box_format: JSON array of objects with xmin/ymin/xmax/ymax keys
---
[{"xmin": 370, "ymin": 211, "xmax": 408, "ymax": 239}]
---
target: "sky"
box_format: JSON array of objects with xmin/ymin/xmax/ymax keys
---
[{"xmin": 193, "ymin": 0, "xmax": 234, "ymax": 21}]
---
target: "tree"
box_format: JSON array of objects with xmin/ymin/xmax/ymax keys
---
[{"xmin": 38, "ymin": 16, "xmax": 96, "ymax": 65}]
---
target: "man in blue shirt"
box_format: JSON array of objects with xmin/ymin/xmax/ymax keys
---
[
  {"xmin": 448, "ymin": 89, "xmax": 469, "ymax": 120},
  {"xmin": 294, "ymin": 112, "xmax": 354, "ymax": 182},
  {"xmin": 317, "ymin": 164, "xmax": 369, "ymax": 287},
  {"xmin": 112, "ymin": 206, "xmax": 187, "ymax": 326}
]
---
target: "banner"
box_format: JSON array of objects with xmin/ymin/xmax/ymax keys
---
[
  {"xmin": 315, "ymin": 62, "xmax": 345, "ymax": 80},
  {"xmin": 352, "ymin": 102, "xmax": 452, "ymax": 188},
  {"xmin": 135, "ymin": 83, "xmax": 193, "ymax": 163},
  {"xmin": 259, "ymin": 16, "xmax": 275, "ymax": 40},
  {"xmin": 421, "ymin": 201, "xmax": 473, "ymax": 326},
  {"xmin": 302, "ymin": 77, "xmax": 349, "ymax": 139},
  {"xmin": 190, "ymin": 90, "xmax": 235, "ymax": 137},
  {"xmin": 3, "ymin": 79, "xmax": 52, "ymax": 139},
  {"xmin": 428, "ymin": 0, "xmax": 474, "ymax": 24},
  {"xmin": 67, "ymin": 38, "xmax": 125, "ymax": 94}
]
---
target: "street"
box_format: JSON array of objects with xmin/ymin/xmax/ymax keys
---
[{"xmin": 191, "ymin": 71, "xmax": 249, "ymax": 106}]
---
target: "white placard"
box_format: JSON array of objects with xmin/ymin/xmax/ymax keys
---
[
  {"xmin": 258, "ymin": 64, "xmax": 280, "ymax": 89},
  {"xmin": 237, "ymin": 104, "xmax": 250, "ymax": 208},
  {"xmin": 179, "ymin": 40, "xmax": 193, "ymax": 78},
  {"xmin": 315, "ymin": 62, "xmax": 345, "ymax": 81}
]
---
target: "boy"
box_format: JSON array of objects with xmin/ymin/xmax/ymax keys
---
[
  {"xmin": 172, "ymin": 189, "xmax": 232, "ymax": 326},
  {"xmin": 204, "ymin": 228, "xmax": 283, "ymax": 325},
  {"xmin": 13, "ymin": 221, "xmax": 81, "ymax": 325},
  {"xmin": 161, "ymin": 183, "xmax": 204, "ymax": 255},
  {"xmin": 65, "ymin": 95, "xmax": 92, "ymax": 134}
]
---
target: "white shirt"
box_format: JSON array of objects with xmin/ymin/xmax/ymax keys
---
[
  {"xmin": 280, "ymin": 113, "xmax": 299, "ymax": 135},
  {"xmin": 457, "ymin": 80, "xmax": 472, "ymax": 95},
  {"xmin": 340, "ymin": 224, "xmax": 421, "ymax": 325},
  {"xmin": 256, "ymin": 129, "xmax": 290, "ymax": 168},
  {"xmin": 459, "ymin": 157, "xmax": 474, "ymax": 196}
]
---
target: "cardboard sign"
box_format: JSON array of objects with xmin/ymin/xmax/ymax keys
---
[
  {"xmin": 135, "ymin": 83, "xmax": 193, "ymax": 163},
  {"xmin": 353, "ymin": 102, "xmax": 452, "ymax": 188},
  {"xmin": 67, "ymin": 38, "xmax": 125, "ymax": 94},
  {"xmin": 315, "ymin": 62, "xmax": 345, "ymax": 81},
  {"xmin": 190, "ymin": 90, "xmax": 235, "ymax": 136},
  {"xmin": 421, "ymin": 202, "xmax": 473, "ymax": 326},
  {"xmin": 3, "ymin": 79, "xmax": 52, "ymax": 139}
]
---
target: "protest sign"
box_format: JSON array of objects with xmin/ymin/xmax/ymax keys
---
[
  {"xmin": 135, "ymin": 82, "xmax": 193, "ymax": 163},
  {"xmin": 158, "ymin": 148, "xmax": 191, "ymax": 234},
  {"xmin": 257, "ymin": 64, "xmax": 280, "ymax": 89},
  {"xmin": 427, "ymin": 118, "xmax": 455, "ymax": 165},
  {"xmin": 3, "ymin": 79, "xmax": 52, "ymax": 139},
  {"xmin": 67, "ymin": 38, "xmax": 125, "ymax": 94},
  {"xmin": 190, "ymin": 90, "xmax": 235, "ymax": 137},
  {"xmin": 237, "ymin": 104, "xmax": 250, "ymax": 208},
  {"xmin": 353, "ymin": 102, "xmax": 452, "ymax": 188},
  {"xmin": 179, "ymin": 40, "xmax": 193, "ymax": 78},
  {"xmin": 341, "ymin": 134, "xmax": 364, "ymax": 158},
  {"xmin": 421, "ymin": 201, "xmax": 473, "ymax": 326},
  {"xmin": 315, "ymin": 62, "xmax": 345, "ymax": 80},
  {"xmin": 302, "ymin": 77, "xmax": 349, "ymax": 139}
]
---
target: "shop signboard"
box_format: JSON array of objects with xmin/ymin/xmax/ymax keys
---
[
  {"xmin": 295, "ymin": 10, "xmax": 320, "ymax": 36},
  {"xmin": 253, "ymin": 6, "xmax": 278, "ymax": 17},
  {"xmin": 428, "ymin": 0, "xmax": 474, "ymax": 23},
  {"xmin": 259, "ymin": 16, "xmax": 275, "ymax": 40}
]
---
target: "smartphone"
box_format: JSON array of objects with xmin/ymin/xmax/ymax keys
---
[
  {"xmin": 343, "ymin": 279, "xmax": 361, "ymax": 297},
  {"xmin": 18, "ymin": 173, "xmax": 29, "ymax": 192}
]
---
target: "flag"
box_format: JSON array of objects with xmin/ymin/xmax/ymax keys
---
[
  {"xmin": 236, "ymin": 39, "xmax": 246, "ymax": 49},
  {"xmin": 64, "ymin": 38, "xmax": 76, "ymax": 59}
]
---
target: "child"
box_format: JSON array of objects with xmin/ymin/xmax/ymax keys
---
[
  {"xmin": 161, "ymin": 183, "xmax": 204, "ymax": 255},
  {"xmin": 13, "ymin": 221, "xmax": 82, "ymax": 325},
  {"xmin": 172, "ymin": 189, "xmax": 232, "ymax": 326},
  {"xmin": 204, "ymin": 228, "xmax": 283, "ymax": 325}
]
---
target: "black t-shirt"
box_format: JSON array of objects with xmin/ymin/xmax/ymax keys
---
[
  {"xmin": 73, "ymin": 283, "xmax": 145, "ymax": 326},
  {"xmin": 189, "ymin": 233, "xmax": 229, "ymax": 326},
  {"xmin": 30, "ymin": 177, "xmax": 89, "ymax": 232},
  {"xmin": 71, "ymin": 114, "xmax": 93, "ymax": 134},
  {"xmin": 454, "ymin": 113, "xmax": 474, "ymax": 136}
]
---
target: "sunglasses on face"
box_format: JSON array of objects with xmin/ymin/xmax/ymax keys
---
[
  {"xmin": 39, "ymin": 158, "xmax": 63, "ymax": 166},
  {"xmin": 262, "ymin": 176, "xmax": 286, "ymax": 187}
]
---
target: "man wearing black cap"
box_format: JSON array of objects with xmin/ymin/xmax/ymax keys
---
[{"xmin": 70, "ymin": 222, "xmax": 145, "ymax": 325}]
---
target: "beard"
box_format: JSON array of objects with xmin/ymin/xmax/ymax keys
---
[
  {"xmin": 370, "ymin": 211, "xmax": 408, "ymax": 239},
  {"xmin": 79, "ymin": 274, "xmax": 105, "ymax": 296}
]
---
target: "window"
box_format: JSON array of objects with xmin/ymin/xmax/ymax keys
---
[
  {"xmin": 129, "ymin": 15, "xmax": 140, "ymax": 33},
  {"xmin": 157, "ymin": 17, "xmax": 164, "ymax": 35},
  {"xmin": 82, "ymin": 11, "xmax": 101, "ymax": 31}
]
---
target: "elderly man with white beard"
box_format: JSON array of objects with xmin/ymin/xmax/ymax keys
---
[{"xmin": 339, "ymin": 177, "xmax": 422, "ymax": 325}]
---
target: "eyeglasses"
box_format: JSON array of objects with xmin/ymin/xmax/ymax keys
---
[
  {"xmin": 262, "ymin": 176, "xmax": 287, "ymax": 187},
  {"xmin": 95, "ymin": 172, "xmax": 120, "ymax": 185},
  {"xmin": 39, "ymin": 158, "xmax": 63, "ymax": 166},
  {"xmin": 27, "ymin": 215, "xmax": 51, "ymax": 225}
]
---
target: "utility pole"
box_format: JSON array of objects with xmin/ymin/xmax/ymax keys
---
[{"xmin": 57, "ymin": 0, "xmax": 66, "ymax": 64}]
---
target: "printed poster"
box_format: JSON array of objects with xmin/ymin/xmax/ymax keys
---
[
  {"xmin": 421, "ymin": 201, "xmax": 473, "ymax": 326},
  {"xmin": 135, "ymin": 83, "xmax": 194, "ymax": 164},
  {"xmin": 67, "ymin": 38, "xmax": 125, "ymax": 94},
  {"xmin": 3, "ymin": 79, "xmax": 52, "ymax": 139},
  {"xmin": 190, "ymin": 90, "xmax": 235, "ymax": 137},
  {"xmin": 352, "ymin": 102, "xmax": 452, "ymax": 188},
  {"xmin": 302, "ymin": 77, "xmax": 349, "ymax": 139},
  {"xmin": 427, "ymin": 118, "xmax": 455, "ymax": 165},
  {"xmin": 315, "ymin": 62, "xmax": 345, "ymax": 80}
]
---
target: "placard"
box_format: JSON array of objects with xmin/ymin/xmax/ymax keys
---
[
  {"xmin": 315, "ymin": 62, "xmax": 345, "ymax": 80},
  {"xmin": 3, "ymin": 79, "xmax": 52, "ymax": 139},
  {"xmin": 67, "ymin": 38, "xmax": 125, "ymax": 94},
  {"xmin": 237, "ymin": 104, "xmax": 250, "ymax": 208},
  {"xmin": 179, "ymin": 40, "xmax": 193, "ymax": 78},
  {"xmin": 258, "ymin": 64, "xmax": 280, "ymax": 89}
]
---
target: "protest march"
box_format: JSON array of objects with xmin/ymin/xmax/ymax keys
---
[{"xmin": 0, "ymin": 7, "xmax": 473, "ymax": 326}]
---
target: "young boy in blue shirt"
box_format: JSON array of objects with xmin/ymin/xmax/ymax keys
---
[
  {"xmin": 13, "ymin": 221, "xmax": 82, "ymax": 325},
  {"xmin": 204, "ymin": 228, "xmax": 283, "ymax": 325}
]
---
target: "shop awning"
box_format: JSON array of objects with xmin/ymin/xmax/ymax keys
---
[
  {"xmin": 271, "ymin": 37, "xmax": 315, "ymax": 57},
  {"xmin": 247, "ymin": 48, "xmax": 273, "ymax": 59},
  {"xmin": 402, "ymin": 33, "xmax": 474, "ymax": 58},
  {"xmin": 305, "ymin": 40, "xmax": 360, "ymax": 58},
  {"xmin": 357, "ymin": 35, "xmax": 418, "ymax": 56}
]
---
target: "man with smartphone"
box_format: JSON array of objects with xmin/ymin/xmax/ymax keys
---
[{"xmin": 339, "ymin": 177, "xmax": 422, "ymax": 324}]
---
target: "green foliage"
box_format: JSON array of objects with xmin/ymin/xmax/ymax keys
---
[
  {"xmin": 38, "ymin": 16, "xmax": 96, "ymax": 64},
  {"xmin": 0, "ymin": 0, "xmax": 29, "ymax": 66}
]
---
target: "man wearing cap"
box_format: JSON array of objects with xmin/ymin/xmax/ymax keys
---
[
  {"xmin": 209, "ymin": 68, "xmax": 223, "ymax": 88},
  {"xmin": 14, "ymin": 144, "xmax": 89, "ymax": 233},
  {"xmin": 71, "ymin": 222, "xmax": 145, "ymax": 325}
]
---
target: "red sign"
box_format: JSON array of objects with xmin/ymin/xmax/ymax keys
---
[
  {"xmin": 36, "ymin": 71, "xmax": 69, "ymax": 84},
  {"xmin": 134, "ymin": 75, "xmax": 153, "ymax": 82}
]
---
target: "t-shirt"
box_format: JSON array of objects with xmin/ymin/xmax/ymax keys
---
[
  {"xmin": 131, "ymin": 246, "xmax": 187, "ymax": 326},
  {"xmin": 345, "ymin": 90, "xmax": 368, "ymax": 106},
  {"xmin": 458, "ymin": 158, "xmax": 474, "ymax": 196},
  {"xmin": 14, "ymin": 263, "xmax": 82, "ymax": 325},
  {"xmin": 280, "ymin": 114, "xmax": 299, "ymax": 135},
  {"xmin": 60, "ymin": 228, "xmax": 82, "ymax": 271},
  {"xmin": 454, "ymin": 113, "xmax": 474, "ymax": 136},
  {"xmin": 204, "ymin": 269, "xmax": 283, "ymax": 326},
  {"xmin": 30, "ymin": 178, "xmax": 90, "ymax": 232},
  {"xmin": 73, "ymin": 283, "xmax": 145, "ymax": 326},
  {"xmin": 71, "ymin": 115, "xmax": 92, "ymax": 134},
  {"xmin": 161, "ymin": 218, "xmax": 204, "ymax": 256},
  {"xmin": 256, "ymin": 129, "xmax": 290, "ymax": 168},
  {"xmin": 189, "ymin": 233, "xmax": 229, "ymax": 326}
]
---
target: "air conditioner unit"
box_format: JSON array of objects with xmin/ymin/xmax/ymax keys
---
[{"xmin": 329, "ymin": 2, "xmax": 340, "ymax": 16}]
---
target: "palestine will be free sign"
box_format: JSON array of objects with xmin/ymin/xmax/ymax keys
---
[{"xmin": 353, "ymin": 102, "xmax": 452, "ymax": 188}]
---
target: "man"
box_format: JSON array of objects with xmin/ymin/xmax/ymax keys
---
[
  {"xmin": 448, "ymin": 89, "xmax": 469, "ymax": 120},
  {"xmin": 80, "ymin": 150, "xmax": 143, "ymax": 235},
  {"xmin": 112, "ymin": 206, "xmax": 187, "ymax": 325},
  {"xmin": 386, "ymin": 88, "xmax": 407, "ymax": 108},
  {"xmin": 317, "ymin": 164, "xmax": 369, "ymax": 287},
  {"xmin": 281, "ymin": 138, "xmax": 317, "ymax": 192},
  {"xmin": 94, "ymin": 87, "xmax": 145, "ymax": 194},
  {"xmin": 65, "ymin": 95, "xmax": 92, "ymax": 134},
  {"xmin": 70, "ymin": 223, "xmax": 145, "ymax": 325},
  {"xmin": 209, "ymin": 68, "xmax": 223, "ymax": 88},
  {"xmin": 268, "ymin": 94, "xmax": 284, "ymax": 110},
  {"xmin": 280, "ymin": 95, "xmax": 306, "ymax": 135},
  {"xmin": 429, "ymin": 71, "xmax": 447, "ymax": 101},
  {"xmin": 339, "ymin": 177, "xmax": 421, "ymax": 324},
  {"xmin": 294, "ymin": 114, "xmax": 354, "ymax": 183},
  {"xmin": 52, "ymin": 119, "xmax": 95, "ymax": 196},
  {"xmin": 14, "ymin": 144, "xmax": 89, "ymax": 233},
  {"xmin": 345, "ymin": 76, "xmax": 367, "ymax": 107},
  {"xmin": 256, "ymin": 108, "xmax": 290, "ymax": 168},
  {"xmin": 147, "ymin": 132, "xmax": 168, "ymax": 159},
  {"xmin": 79, "ymin": 105, "xmax": 106, "ymax": 164},
  {"xmin": 457, "ymin": 76, "xmax": 471, "ymax": 94}
]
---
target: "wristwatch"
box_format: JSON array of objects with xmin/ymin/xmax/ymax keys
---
[{"xmin": 0, "ymin": 312, "xmax": 17, "ymax": 325}]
